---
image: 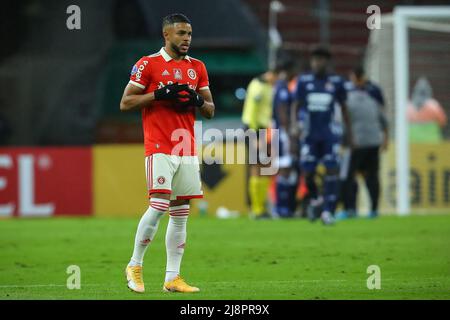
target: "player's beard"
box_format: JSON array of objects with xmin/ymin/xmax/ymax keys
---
[{"xmin": 170, "ymin": 42, "xmax": 188, "ymax": 59}]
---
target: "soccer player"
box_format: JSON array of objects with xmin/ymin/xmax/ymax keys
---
[
  {"xmin": 340, "ymin": 66, "xmax": 388, "ymax": 218},
  {"xmin": 119, "ymin": 13, "xmax": 215, "ymax": 293},
  {"xmin": 272, "ymin": 59, "xmax": 298, "ymax": 218},
  {"xmin": 293, "ymin": 47, "xmax": 352, "ymax": 225}
]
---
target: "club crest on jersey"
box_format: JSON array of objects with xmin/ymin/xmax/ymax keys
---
[
  {"xmin": 131, "ymin": 65, "xmax": 138, "ymax": 76},
  {"xmin": 173, "ymin": 68, "xmax": 182, "ymax": 80},
  {"xmin": 187, "ymin": 69, "xmax": 197, "ymax": 80},
  {"xmin": 157, "ymin": 176, "xmax": 166, "ymax": 185}
]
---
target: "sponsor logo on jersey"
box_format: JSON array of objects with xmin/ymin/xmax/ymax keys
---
[
  {"xmin": 173, "ymin": 68, "xmax": 182, "ymax": 80},
  {"xmin": 187, "ymin": 69, "xmax": 197, "ymax": 80},
  {"xmin": 157, "ymin": 176, "xmax": 166, "ymax": 185},
  {"xmin": 135, "ymin": 61, "xmax": 148, "ymax": 81},
  {"xmin": 162, "ymin": 69, "xmax": 170, "ymax": 76},
  {"xmin": 306, "ymin": 93, "xmax": 333, "ymax": 112}
]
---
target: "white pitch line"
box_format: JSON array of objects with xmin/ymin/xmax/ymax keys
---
[
  {"xmin": 0, "ymin": 284, "xmax": 103, "ymax": 288},
  {"xmin": 0, "ymin": 278, "xmax": 446, "ymax": 289},
  {"xmin": 205, "ymin": 280, "xmax": 348, "ymax": 284},
  {"xmin": 0, "ymin": 280, "xmax": 346, "ymax": 289}
]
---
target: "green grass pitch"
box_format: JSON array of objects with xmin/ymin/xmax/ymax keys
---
[{"xmin": 0, "ymin": 214, "xmax": 449, "ymax": 300}]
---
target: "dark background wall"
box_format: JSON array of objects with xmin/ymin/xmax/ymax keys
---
[{"xmin": 0, "ymin": 0, "xmax": 449, "ymax": 145}]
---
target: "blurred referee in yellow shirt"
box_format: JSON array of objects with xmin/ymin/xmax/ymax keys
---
[{"xmin": 242, "ymin": 66, "xmax": 281, "ymax": 219}]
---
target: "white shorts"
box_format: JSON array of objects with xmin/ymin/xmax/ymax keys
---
[{"xmin": 145, "ymin": 153, "xmax": 203, "ymax": 200}]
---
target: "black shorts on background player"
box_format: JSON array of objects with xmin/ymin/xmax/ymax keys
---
[{"xmin": 342, "ymin": 146, "xmax": 380, "ymax": 216}]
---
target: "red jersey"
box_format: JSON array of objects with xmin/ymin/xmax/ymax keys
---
[{"xmin": 129, "ymin": 47, "xmax": 210, "ymax": 156}]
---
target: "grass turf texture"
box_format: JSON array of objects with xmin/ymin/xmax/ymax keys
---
[{"xmin": 0, "ymin": 215, "xmax": 449, "ymax": 300}]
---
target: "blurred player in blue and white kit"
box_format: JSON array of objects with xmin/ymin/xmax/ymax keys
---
[
  {"xmin": 272, "ymin": 59, "xmax": 298, "ymax": 217},
  {"xmin": 293, "ymin": 47, "xmax": 352, "ymax": 225}
]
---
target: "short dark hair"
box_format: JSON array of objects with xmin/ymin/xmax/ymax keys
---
[
  {"xmin": 274, "ymin": 58, "xmax": 295, "ymax": 73},
  {"xmin": 352, "ymin": 65, "xmax": 365, "ymax": 78},
  {"xmin": 311, "ymin": 46, "xmax": 332, "ymax": 59},
  {"xmin": 162, "ymin": 13, "xmax": 191, "ymax": 29}
]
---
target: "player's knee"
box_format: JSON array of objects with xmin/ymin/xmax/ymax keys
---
[
  {"xmin": 170, "ymin": 199, "xmax": 190, "ymax": 207},
  {"xmin": 150, "ymin": 193, "xmax": 171, "ymax": 200},
  {"xmin": 249, "ymin": 164, "xmax": 261, "ymax": 176}
]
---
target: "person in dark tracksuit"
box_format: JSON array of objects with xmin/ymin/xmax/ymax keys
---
[{"xmin": 340, "ymin": 66, "xmax": 388, "ymax": 218}]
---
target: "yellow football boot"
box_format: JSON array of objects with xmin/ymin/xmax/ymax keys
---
[
  {"xmin": 163, "ymin": 275, "xmax": 200, "ymax": 293},
  {"xmin": 125, "ymin": 265, "xmax": 145, "ymax": 293}
]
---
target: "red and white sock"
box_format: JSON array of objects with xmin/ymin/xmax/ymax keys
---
[
  {"xmin": 165, "ymin": 205, "xmax": 189, "ymax": 282},
  {"xmin": 129, "ymin": 198, "xmax": 170, "ymax": 266}
]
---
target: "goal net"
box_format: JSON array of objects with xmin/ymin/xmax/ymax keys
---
[{"xmin": 364, "ymin": 7, "xmax": 450, "ymax": 214}]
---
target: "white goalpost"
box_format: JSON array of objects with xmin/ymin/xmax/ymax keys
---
[
  {"xmin": 366, "ymin": 6, "xmax": 450, "ymax": 215},
  {"xmin": 393, "ymin": 6, "xmax": 450, "ymax": 215}
]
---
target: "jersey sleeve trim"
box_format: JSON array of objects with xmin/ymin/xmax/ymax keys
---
[
  {"xmin": 199, "ymin": 86, "xmax": 209, "ymax": 91},
  {"xmin": 176, "ymin": 195, "xmax": 204, "ymax": 200},
  {"xmin": 129, "ymin": 80, "xmax": 146, "ymax": 90},
  {"xmin": 149, "ymin": 189, "xmax": 172, "ymax": 195}
]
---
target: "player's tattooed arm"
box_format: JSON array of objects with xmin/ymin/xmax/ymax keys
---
[
  {"xmin": 120, "ymin": 84, "xmax": 155, "ymax": 111},
  {"xmin": 197, "ymin": 89, "xmax": 215, "ymax": 119}
]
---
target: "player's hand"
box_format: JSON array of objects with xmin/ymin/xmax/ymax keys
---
[
  {"xmin": 154, "ymin": 83, "xmax": 190, "ymax": 101},
  {"xmin": 178, "ymin": 88, "xmax": 205, "ymax": 108}
]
